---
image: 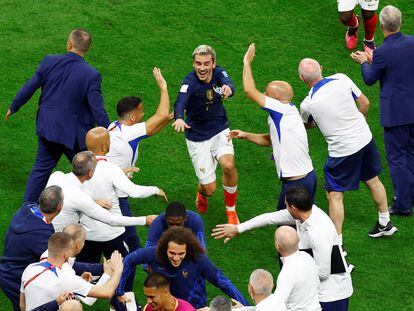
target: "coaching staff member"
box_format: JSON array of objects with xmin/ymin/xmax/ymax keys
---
[
  {"xmin": 5, "ymin": 28, "xmax": 110, "ymax": 204},
  {"xmin": 351, "ymin": 5, "xmax": 414, "ymax": 216}
]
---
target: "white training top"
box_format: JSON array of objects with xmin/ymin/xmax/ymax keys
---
[
  {"xmin": 255, "ymin": 294, "xmax": 287, "ymax": 311},
  {"xmin": 237, "ymin": 206, "xmax": 353, "ymax": 303},
  {"xmin": 21, "ymin": 261, "xmax": 92, "ymax": 311},
  {"xmin": 47, "ymin": 172, "xmax": 146, "ymax": 232},
  {"xmin": 300, "ymin": 73, "xmax": 372, "ymax": 157},
  {"xmin": 275, "ymin": 250, "xmax": 321, "ymax": 311},
  {"xmin": 263, "ymin": 96, "xmax": 313, "ymax": 178},
  {"xmin": 107, "ymin": 121, "xmax": 147, "ymax": 198},
  {"xmin": 81, "ymin": 156, "xmax": 159, "ymax": 242}
]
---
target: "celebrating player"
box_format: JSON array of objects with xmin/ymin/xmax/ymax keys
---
[
  {"xmin": 338, "ymin": 0, "xmax": 379, "ymax": 53},
  {"xmin": 172, "ymin": 45, "xmax": 239, "ymax": 224}
]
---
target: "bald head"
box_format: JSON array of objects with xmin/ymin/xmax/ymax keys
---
[
  {"xmin": 85, "ymin": 127, "xmax": 110, "ymax": 155},
  {"xmin": 265, "ymin": 81, "xmax": 293, "ymax": 103},
  {"xmin": 298, "ymin": 58, "xmax": 323, "ymax": 86},
  {"xmin": 63, "ymin": 224, "xmax": 86, "ymax": 243},
  {"xmin": 275, "ymin": 226, "xmax": 299, "ymax": 256}
]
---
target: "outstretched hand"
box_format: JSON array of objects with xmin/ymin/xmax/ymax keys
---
[
  {"xmin": 172, "ymin": 118, "xmax": 191, "ymax": 132},
  {"xmin": 153, "ymin": 67, "xmax": 167, "ymax": 91},
  {"xmin": 227, "ymin": 129, "xmax": 247, "ymax": 141},
  {"xmin": 243, "ymin": 43, "xmax": 256, "ymax": 64},
  {"xmin": 5, "ymin": 109, "xmax": 12, "ymax": 121},
  {"xmin": 211, "ymin": 223, "xmax": 239, "ymax": 243}
]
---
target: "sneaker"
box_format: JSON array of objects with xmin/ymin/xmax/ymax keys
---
[
  {"xmin": 345, "ymin": 18, "xmax": 360, "ymax": 50},
  {"xmin": 226, "ymin": 210, "xmax": 240, "ymax": 225},
  {"xmin": 196, "ymin": 192, "xmax": 208, "ymax": 214},
  {"xmin": 363, "ymin": 39, "xmax": 376, "ymax": 54},
  {"xmin": 368, "ymin": 220, "xmax": 397, "ymax": 238}
]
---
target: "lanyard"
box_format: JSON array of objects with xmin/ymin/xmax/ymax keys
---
[{"xmin": 23, "ymin": 262, "xmax": 59, "ymax": 289}]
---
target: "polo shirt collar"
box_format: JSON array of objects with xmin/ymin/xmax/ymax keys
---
[
  {"xmin": 68, "ymin": 172, "xmax": 83, "ymax": 188},
  {"xmin": 66, "ymin": 51, "xmax": 84, "ymax": 60},
  {"xmin": 280, "ymin": 250, "xmax": 300, "ymax": 264},
  {"xmin": 384, "ymin": 31, "xmax": 402, "ymax": 42}
]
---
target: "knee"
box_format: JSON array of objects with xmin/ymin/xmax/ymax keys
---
[
  {"xmin": 221, "ymin": 158, "xmax": 236, "ymax": 175},
  {"xmin": 339, "ymin": 11, "xmax": 354, "ymax": 24},
  {"xmin": 362, "ymin": 9, "xmax": 375, "ymax": 20},
  {"xmin": 201, "ymin": 183, "xmax": 217, "ymax": 196},
  {"xmin": 327, "ymin": 191, "xmax": 343, "ymax": 202}
]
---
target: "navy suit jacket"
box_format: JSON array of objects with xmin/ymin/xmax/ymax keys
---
[
  {"xmin": 9, "ymin": 52, "xmax": 110, "ymax": 149},
  {"xmin": 361, "ymin": 32, "xmax": 414, "ymax": 127}
]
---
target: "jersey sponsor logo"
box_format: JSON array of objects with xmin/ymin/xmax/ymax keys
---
[
  {"xmin": 222, "ymin": 71, "xmax": 228, "ymax": 78},
  {"xmin": 180, "ymin": 84, "xmax": 189, "ymax": 93}
]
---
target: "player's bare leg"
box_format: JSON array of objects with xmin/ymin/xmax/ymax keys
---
[
  {"xmin": 361, "ymin": 9, "xmax": 378, "ymax": 53},
  {"xmin": 219, "ymin": 154, "xmax": 239, "ymax": 224},
  {"xmin": 340, "ymin": 10, "xmax": 360, "ymax": 50},
  {"xmin": 197, "ymin": 182, "xmax": 217, "ymax": 213},
  {"xmin": 327, "ymin": 190, "xmax": 345, "ymax": 239}
]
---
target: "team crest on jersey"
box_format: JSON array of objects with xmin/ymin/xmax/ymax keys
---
[
  {"xmin": 182, "ymin": 270, "xmax": 188, "ymax": 278},
  {"xmin": 206, "ymin": 90, "xmax": 214, "ymax": 101},
  {"xmin": 199, "ymin": 167, "xmax": 206, "ymax": 173}
]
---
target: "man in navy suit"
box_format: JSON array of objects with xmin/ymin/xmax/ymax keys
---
[
  {"xmin": 351, "ymin": 5, "xmax": 414, "ymax": 216},
  {"xmin": 5, "ymin": 28, "xmax": 110, "ymax": 204}
]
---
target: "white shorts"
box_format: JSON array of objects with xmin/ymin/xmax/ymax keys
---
[
  {"xmin": 186, "ymin": 128, "xmax": 234, "ymax": 185},
  {"xmin": 337, "ymin": 0, "xmax": 379, "ymax": 12}
]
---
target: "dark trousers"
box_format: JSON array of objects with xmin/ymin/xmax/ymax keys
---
[
  {"xmin": 24, "ymin": 136, "xmax": 80, "ymax": 204},
  {"xmin": 320, "ymin": 298, "xmax": 349, "ymax": 311},
  {"xmin": 384, "ymin": 125, "xmax": 414, "ymax": 212},
  {"xmin": 76, "ymin": 234, "xmax": 134, "ymax": 291},
  {"xmin": 119, "ymin": 197, "xmax": 141, "ymax": 251},
  {"xmin": 0, "ymin": 280, "xmax": 20, "ymax": 311}
]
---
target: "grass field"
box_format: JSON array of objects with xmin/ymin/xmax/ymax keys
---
[{"xmin": 1, "ymin": 0, "xmax": 414, "ymax": 310}]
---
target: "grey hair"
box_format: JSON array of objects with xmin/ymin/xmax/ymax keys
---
[
  {"xmin": 192, "ymin": 45, "xmax": 216, "ymax": 61},
  {"xmin": 39, "ymin": 185, "xmax": 64, "ymax": 214},
  {"xmin": 63, "ymin": 224, "xmax": 86, "ymax": 243},
  {"xmin": 298, "ymin": 58, "xmax": 322, "ymax": 85},
  {"xmin": 72, "ymin": 151, "xmax": 96, "ymax": 177},
  {"xmin": 380, "ymin": 5, "xmax": 402, "ymax": 32},
  {"xmin": 249, "ymin": 269, "xmax": 274, "ymax": 296},
  {"xmin": 210, "ymin": 296, "xmax": 232, "ymax": 311}
]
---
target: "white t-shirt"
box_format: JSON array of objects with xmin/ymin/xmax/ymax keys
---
[
  {"xmin": 21, "ymin": 261, "xmax": 92, "ymax": 311},
  {"xmin": 300, "ymin": 74, "xmax": 372, "ymax": 157},
  {"xmin": 81, "ymin": 156, "xmax": 158, "ymax": 242},
  {"xmin": 255, "ymin": 294, "xmax": 287, "ymax": 311},
  {"xmin": 263, "ymin": 96, "xmax": 313, "ymax": 178},
  {"xmin": 275, "ymin": 251, "xmax": 321, "ymax": 311}
]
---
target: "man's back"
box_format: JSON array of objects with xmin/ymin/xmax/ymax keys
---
[
  {"xmin": 300, "ymin": 73, "xmax": 372, "ymax": 157},
  {"xmin": 11, "ymin": 52, "xmax": 109, "ymax": 149}
]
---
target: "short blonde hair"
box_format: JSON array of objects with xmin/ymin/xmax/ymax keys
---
[{"xmin": 192, "ymin": 45, "xmax": 216, "ymax": 61}]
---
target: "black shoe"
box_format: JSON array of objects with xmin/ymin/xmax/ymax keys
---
[
  {"xmin": 368, "ymin": 221, "xmax": 398, "ymax": 238},
  {"xmin": 389, "ymin": 206, "xmax": 412, "ymax": 216}
]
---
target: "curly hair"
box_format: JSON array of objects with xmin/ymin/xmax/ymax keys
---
[{"xmin": 156, "ymin": 227, "xmax": 205, "ymax": 266}]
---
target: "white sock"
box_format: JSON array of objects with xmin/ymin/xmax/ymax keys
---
[
  {"xmin": 223, "ymin": 184, "xmax": 237, "ymax": 194},
  {"xmin": 379, "ymin": 212, "xmax": 390, "ymax": 226}
]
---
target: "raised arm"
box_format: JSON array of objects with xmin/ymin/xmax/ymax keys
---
[
  {"xmin": 243, "ymin": 44, "xmax": 266, "ymax": 107},
  {"xmin": 145, "ymin": 67, "xmax": 171, "ymax": 136}
]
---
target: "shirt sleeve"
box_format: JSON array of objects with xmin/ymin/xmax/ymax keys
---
[
  {"xmin": 174, "ymin": 77, "xmax": 192, "ymax": 120},
  {"xmin": 79, "ymin": 273, "xmax": 111, "ymax": 306},
  {"xmin": 111, "ymin": 164, "xmax": 160, "ymax": 199},
  {"xmin": 299, "ymin": 97, "xmax": 313, "ymax": 123},
  {"xmin": 116, "ymin": 248, "xmax": 148, "ymax": 296},
  {"xmin": 122, "ymin": 122, "xmax": 148, "ymax": 142},
  {"xmin": 77, "ymin": 194, "xmax": 146, "ymax": 226},
  {"xmin": 61, "ymin": 273, "xmax": 93, "ymax": 298},
  {"xmin": 201, "ymin": 256, "xmax": 249, "ymax": 306},
  {"xmin": 262, "ymin": 96, "xmax": 289, "ymax": 114},
  {"xmin": 217, "ymin": 68, "xmax": 235, "ymax": 96},
  {"xmin": 341, "ymin": 74, "xmax": 362, "ymax": 99},
  {"xmin": 86, "ymin": 72, "xmax": 110, "ymax": 128},
  {"xmin": 361, "ymin": 49, "xmax": 386, "ymax": 86},
  {"xmin": 9, "ymin": 58, "xmax": 45, "ymax": 113},
  {"xmin": 145, "ymin": 216, "xmax": 164, "ymax": 247},
  {"xmin": 237, "ymin": 210, "xmax": 295, "ymax": 234},
  {"xmin": 191, "ymin": 214, "xmax": 206, "ymax": 249},
  {"xmin": 72, "ymin": 261, "xmax": 103, "ymax": 277},
  {"xmin": 311, "ymin": 232, "xmax": 334, "ymax": 281}
]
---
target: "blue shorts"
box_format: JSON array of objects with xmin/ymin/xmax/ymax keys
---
[
  {"xmin": 324, "ymin": 139, "xmax": 382, "ymax": 192},
  {"xmin": 277, "ymin": 170, "xmax": 318, "ymax": 210},
  {"xmin": 320, "ymin": 297, "xmax": 349, "ymax": 311}
]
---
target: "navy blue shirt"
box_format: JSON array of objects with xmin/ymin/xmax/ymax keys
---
[
  {"xmin": 145, "ymin": 211, "xmax": 206, "ymax": 249},
  {"xmin": 116, "ymin": 247, "xmax": 248, "ymax": 308},
  {"xmin": 174, "ymin": 66, "xmax": 235, "ymax": 142}
]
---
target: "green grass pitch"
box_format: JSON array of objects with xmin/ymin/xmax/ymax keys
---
[{"xmin": 1, "ymin": 1, "xmax": 414, "ymax": 310}]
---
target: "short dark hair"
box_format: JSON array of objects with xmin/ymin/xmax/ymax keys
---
[
  {"xmin": 116, "ymin": 96, "xmax": 142, "ymax": 119},
  {"xmin": 285, "ymin": 186, "xmax": 312, "ymax": 212},
  {"xmin": 165, "ymin": 202, "xmax": 187, "ymax": 218},
  {"xmin": 48, "ymin": 232, "xmax": 73, "ymax": 258},
  {"xmin": 70, "ymin": 28, "xmax": 92, "ymax": 52},
  {"xmin": 39, "ymin": 185, "xmax": 64, "ymax": 214},
  {"xmin": 210, "ymin": 296, "xmax": 232, "ymax": 311},
  {"xmin": 156, "ymin": 227, "xmax": 204, "ymax": 266},
  {"xmin": 72, "ymin": 151, "xmax": 96, "ymax": 177},
  {"xmin": 144, "ymin": 273, "xmax": 170, "ymax": 289}
]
